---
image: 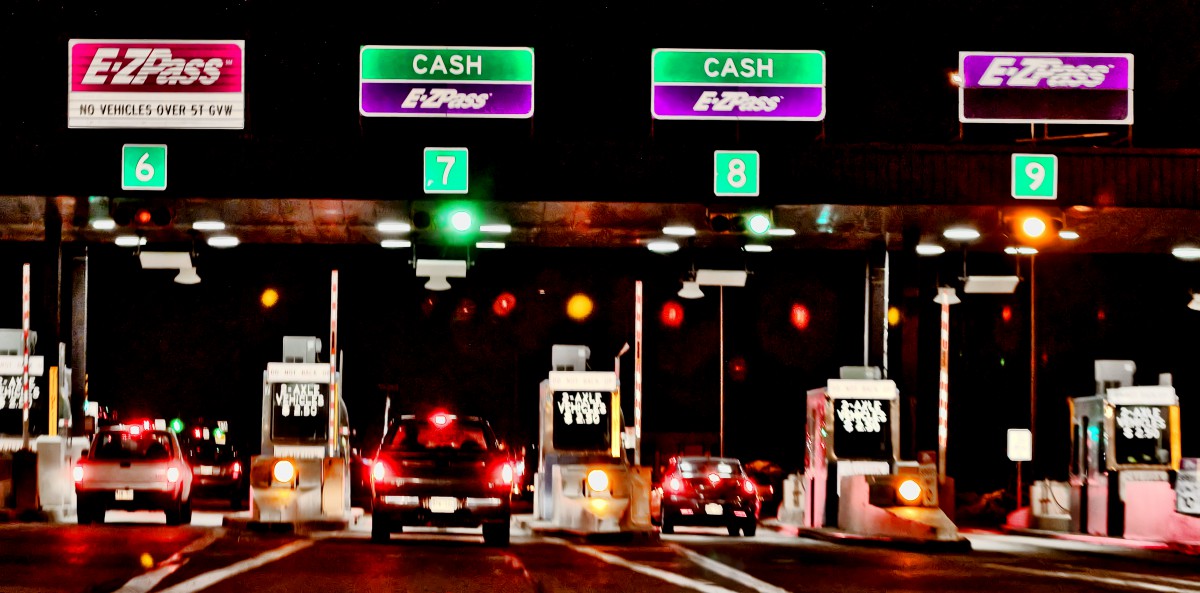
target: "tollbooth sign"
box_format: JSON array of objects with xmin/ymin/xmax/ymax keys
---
[
  {"xmin": 271, "ymin": 383, "xmax": 329, "ymax": 441},
  {"xmin": 68, "ymin": 39, "xmax": 246, "ymax": 129},
  {"xmin": 552, "ymin": 390, "xmax": 612, "ymax": 451}
]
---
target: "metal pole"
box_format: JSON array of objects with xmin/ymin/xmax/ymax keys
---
[
  {"xmin": 719, "ymin": 285, "xmax": 725, "ymax": 457},
  {"xmin": 21, "ymin": 263, "xmax": 31, "ymax": 450},
  {"xmin": 634, "ymin": 280, "xmax": 643, "ymax": 466},
  {"xmin": 1029, "ymin": 255, "xmax": 1036, "ymax": 478},
  {"xmin": 937, "ymin": 290, "xmax": 951, "ymax": 485},
  {"xmin": 1017, "ymin": 460, "xmax": 1023, "ymax": 510},
  {"xmin": 329, "ymin": 270, "xmax": 339, "ymax": 457}
]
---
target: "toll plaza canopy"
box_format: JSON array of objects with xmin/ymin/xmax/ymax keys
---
[{"xmin": 5, "ymin": 2, "xmax": 1200, "ymax": 253}]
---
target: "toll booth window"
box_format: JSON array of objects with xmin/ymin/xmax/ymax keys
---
[
  {"xmin": 381, "ymin": 418, "xmax": 492, "ymax": 452},
  {"xmin": 271, "ymin": 383, "xmax": 329, "ymax": 441},
  {"xmin": 551, "ymin": 390, "xmax": 611, "ymax": 451},
  {"xmin": 1113, "ymin": 405, "xmax": 1172, "ymax": 465},
  {"xmin": 92, "ymin": 431, "xmax": 173, "ymax": 460},
  {"xmin": 832, "ymin": 398, "xmax": 892, "ymax": 460}
]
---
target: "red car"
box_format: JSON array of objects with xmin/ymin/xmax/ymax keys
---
[{"xmin": 652, "ymin": 456, "xmax": 761, "ymax": 536}]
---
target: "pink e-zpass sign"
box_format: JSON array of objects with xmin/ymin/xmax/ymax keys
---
[{"xmin": 68, "ymin": 39, "xmax": 245, "ymax": 129}]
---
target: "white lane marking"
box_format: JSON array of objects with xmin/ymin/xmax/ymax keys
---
[
  {"xmin": 112, "ymin": 529, "xmax": 223, "ymax": 593},
  {"xmin": 671, "ymin": 544, "xmax": 794, "ymax": 593},
  {"xmin": 112, "ymin": 564, "xmax": 183, "ymax": 593},
  {"xmin": 155, "ymin": 539, "xmax": 315, "ymax": 593},
  {"xmin": 983, "ymin": 563, "xmax": 1200, "ymax": 593},
  {"xmin": 548, "ymin": 538, "xmax": 740, "ymax": 593}
]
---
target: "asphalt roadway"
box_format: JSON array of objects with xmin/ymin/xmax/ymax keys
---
[{"xmin": 3, "ymin": 508, "xmax": 1200, "ymax": 593}]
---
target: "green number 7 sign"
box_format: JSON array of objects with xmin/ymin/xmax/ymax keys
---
[{"xmin": 424, "ymin": 147, "xmax": 469, "ymax": 194}]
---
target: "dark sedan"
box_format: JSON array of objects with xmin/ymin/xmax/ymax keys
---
[
  {"xmin": 652, "ymin": 456, "xmax": 761, "ymax": 536},
  {"xmin": 370, "ymin": 413, "xmax": 514, "ymax": 546}
]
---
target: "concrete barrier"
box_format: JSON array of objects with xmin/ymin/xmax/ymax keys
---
[
  {"xmin": 777, "ymin": 473, "xmax": 806, "ymax": 526},
  {"xmin": 837, "ymin": 475, "xmax": 961, "ymax": 542}
]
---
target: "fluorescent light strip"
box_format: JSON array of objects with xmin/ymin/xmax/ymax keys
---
[
  {"xmin": 1005, "ymin": 247, "xmax": 1039, "ymax": 255},
  {"xmin": 744, "ymin": 244, "xmax": 773, "ymax": 253},
  {"xmin": 476, "ymin": 241, "xmax": 506, "ymax": 249},
  {"xmin": 376, "ymin": 221, "xmax": 411, "ymax": 233},
  {"xmin": 943, "ymin": 227, "xmax": 980, "ymax": 241},
  {"xmin": 1059, "ymin": 230, "xmax": 1079, "ymax": 240},
  {"xmin": 662, "ymin": 226, "xmax": 696, "ymax": 237},
  {"xmin": 381, "ymin": 240, "xmax": 411, "ymax": 249},
  {"xmin": 916, "ymin": 244, "xmax": 946, "ymax": 256},
  {"xmin": 91, "ymin": 218, "xmax": 116, "ymax": 230},
  {"xmin": 192, "ymin": 221, "xmax": 226, "ymax": 231},
  {"xmin": 207, "ymin": 236, "xmax": 240, "ymax": 248},
  {"xmin": 767, "ymin": 228, "xmax": 796, "ymax": 237},
  {"xmin": 480, "ymin": 224, "xmax": 512, "ymax": 234},
  {"xmin": 115, "ymin": 236, "xmax": 146, "ymax": 247},
  {"xmin": 1173, "ymin": 247, "xmax": 1200, "ymax": 260},
  {"xmin": 647, "ymin": 241, "xmax": 679, "ymax": 253}
]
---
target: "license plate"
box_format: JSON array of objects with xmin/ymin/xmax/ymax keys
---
[
  {"xmin": 705, "ymin": 503, "xmax": 723, "ymax": 516},
  {"xmin": 115, "ymin": 489, "xmax": 134, "ymax": 501},
  {"xmin": 428, "ymin": 497, "xmax": 458, "ymax": 514},
  {"xmin": 200, "ymin": 466, "xmax": 215, "ymax": 476}
]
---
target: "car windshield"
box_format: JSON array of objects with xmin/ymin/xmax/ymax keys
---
[
  {"xmin": 676, "ymin": 459, "xmax": 743, "ymax": 478},
  {"xmin": 186, "ymin": 441, "xmax": 238, "ymax": 464},
  {"xmin": 91, "ymin": 431, "xmax": 174, "ymax": 461},
  {"xmin": 381, "ymin": 416, "xmax": 491, "ymax": 452}
]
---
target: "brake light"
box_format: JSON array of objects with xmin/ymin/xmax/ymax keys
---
[
  {"xmin": 432, "ymin": 413, "xmax": 450, "ymax": 427},
  {"xmin": 73, "ymin": 465, "xmax": 84, "ymax": 483},
  {"xmin": 372, "ymin": 461, "xmax": 388, "ymax": 482},
  {"xmin": 167, "ymin": 466, "xmax": 180, "ymax": 483},
  {"xmin": 231, "ymin": 462, "xmax": 242, "ymax": 478},
  {"xmin": 500, "ymin": 463, "xmax": 514, "ymax": 485},
  {"xmin": 667, "ymin": 475, "xmax": 684, "ymax": 493},
  {"xmin": 130, "ymin": 425, "xmax": 141, "ymax": 436},
  {"xmin": 743, "ymin": 479, "xmax": 756, "ymax": 495}
]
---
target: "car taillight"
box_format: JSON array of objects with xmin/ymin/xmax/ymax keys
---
[
  {"xmin": 666, "ymin": 475, "xmax": 688, "ymax": 494},
  {"xmin": 489, "ymin": 462, "xmax": 513, "ymax": 487},
  {"xmin": 742, "ymin": 479, "xmax": 756, "ymax": 495},
  {"xmin": 167, "ymin": 466, "xmax": 180, "ymax": 483},
  {"xmin": 231, "ymin": 462, "xmax": 242, "ymax": 478},
  {"xmin": 73, "ymin": 465, "xmax": 84, "ymax": 483},
  {"xmin": 500, "ymin": 463, "xmax": 514, "ymax": 485},
  {"xmin": 372, "ymin": 461, "xmax": 388, "ymax": 482}
]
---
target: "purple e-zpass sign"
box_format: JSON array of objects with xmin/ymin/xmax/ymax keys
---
[
  {"xmin": 959, "ymin": 52, "xmax": 1133, "ymax": 124},
  {"xmin": 359, "ymin": 46, "xmax": 534, "ymax": 118}
]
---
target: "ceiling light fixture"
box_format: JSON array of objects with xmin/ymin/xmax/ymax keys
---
[
  {"xmin": 1173, "ymin": 247, "xmax": 1200, "ymax": 261},
  {"xmin": 744, "ymin": 244, "xmax": 772, "ymax": 253},
  {"xmin": 677, "ymin": 281, "xmax": 705, "ymax": 299},
  {"xmin": 943, "ymin": 227, "xmax": 981, "ymax": 241},
  {"xmin": 1059, "ymin": 230, "xmax": 1080, "ymax": 240},
  {"xmin": 476, "ymin": 241, "xmax": 505, "ymax": 249},
  {"xmin": 192, "ymin": 220, "xmax": 226, "ymax": 231},
  {"xmin": 415, "ymin": 259, "xmax": 468, "ymax": 292},
  {"xmin": 663, "ymin": 226, "xmax": 697, "ymax": 237},
  {"xmin": 376, "ymin": 221, "xmax": 411, "ymax": 233},
  {"xmin": 115, "ymin": 235, "xmax": 146, "ymax": 247},
  {"xmin": 207, "ymin": 236, "xmax": 240, "ymax": 248},
  {"xmin": 381, "ymin": 240, "xmax": 411, "ymax": 249},
  {"xmin": 91, "ymin": 218, "xmax": 116, "ymax": 230},
  {"xmin": 916, "ymin": 244, "xmax": 946, "ymax": 256},
  {"xmin": 480, "ymin": 224, "xmax": 512, "ymax": 234},
  {"xmin": 767, "ymin": 228, "xmax": 796, "ymax": 237},
  {"xmin": 647, "ymin": 240, "xmax": 680, "ymax": 253}
]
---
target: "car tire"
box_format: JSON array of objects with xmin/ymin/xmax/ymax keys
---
[
  {"xmin": 660, "ymin": 514, "xmax": 674, "ymax": 534},
  {"xmin": 482, "ymin": 522, "xmax": 510, "ymax": 547},
  {"xmin": 76, "ymin": 503, "xmax": 92, "ymax": 525},
  {"xmin": 743, "ymin": 521, "xmax": 757, "ymax": 537},
  {"xmin": 371, "ymin": 515, "xmax": 390, "ymax": 543},
  {"xmin": 727, "ymin": 524, "xmax": 741, "ymax": 537}
]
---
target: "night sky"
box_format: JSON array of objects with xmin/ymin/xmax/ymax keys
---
[{"xmin": 4, "ymin": 1, "xmax": 1200, "ymax": 495}]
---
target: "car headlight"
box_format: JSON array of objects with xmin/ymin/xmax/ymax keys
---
[
  {"xmin": 587, "ymin": 469, "xmax": 609, "ymax": 492},
  {"xmin": 273, "ymin": 460, "xmax": 296, "ymax": 483}
]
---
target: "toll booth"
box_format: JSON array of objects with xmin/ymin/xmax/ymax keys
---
[
  {"xmin": 247, "ymin": 336, "xmax": 352, "ymax": 527},
  {"xmin": 532, "ymin": 345, "xmax": 652, "ymax": 534},
  {"xmin": 1069, "ymin": 360, "xmax": 1180, "ymax": 537},
  {"xmin": 803, "ymin": 366, "xmax": 899, "ymax": 528}
]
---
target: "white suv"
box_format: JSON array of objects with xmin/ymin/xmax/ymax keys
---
[{"xmin": 74, "ymin": 424, "xmax": 194, "ymax": 525}]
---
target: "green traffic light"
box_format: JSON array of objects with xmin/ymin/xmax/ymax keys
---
[
  {"xmin": 212, "ymin": 427, "xmax": 224, "ymax": 438},
  {"xmin": 450, "ymin": 210, "xmax": 472, "ymax": 232},
  {"xmin": 169, "ymin": 418, "xmax": 184, "ymax": 433},
  {"xmin": 748, "ymin": 214, "xmax": 771, "ymax": 234}
]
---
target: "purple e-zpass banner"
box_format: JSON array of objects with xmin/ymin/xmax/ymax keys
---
[
  {"xmin": 652, "ymin": 86, "xmax": 824, "ymax": 120},
  {"xmin": 962, "ymin": 54, "xmax": 1131, "ymax": 90},
  {"xmin": 360, "ymin": 82, "xmax": 533, "ymax": 117}
]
